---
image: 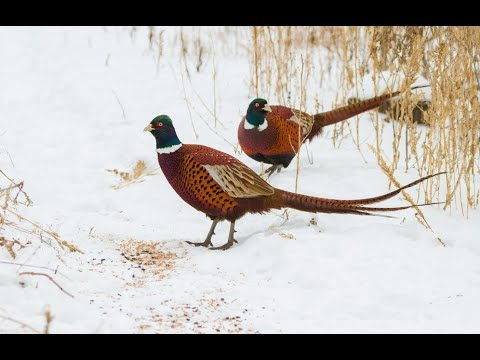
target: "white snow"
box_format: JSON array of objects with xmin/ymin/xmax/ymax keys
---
[{"xmin": 1, "ymin": 26, "xmax": 480, "ymax": 334}]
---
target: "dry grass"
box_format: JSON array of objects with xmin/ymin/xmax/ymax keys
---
[
  {"xmin": 141, "ymin": 26, "xmax": 479, "ymax": 219},
  {"xmin": 258, "ymin": 27, "xmax": 478, "ymax": 219},
  {"xmin": 0, "ymin": 237, "xmax": 25, "ymax": 259},
  {"xmin": 353, "ymin": 26, "xmax": 480, "ymax": 218},
  {"xmin": 107, "ymin": 160, "xmax": 159, "ymax": 190},
  {"xmin": 1, "ymin": 170, "xmax": 80, "ymax": 255},
  {"xmin": 244, "ymin": 26, "xmax": 480, "ymax": 227},
  {"xmin": 43, "ymin": 307, "xmax": 54, "ymax": 334},
  {"xmin": 0, "ymin": 307, "xmax": 55, "ymax": 334},
  {"xmin": 1, "ymin": 170, "xmax": 70, "ymax": 333},
  {"xmin": 0, "ymin": 313, "xmax": 41, "ymax": 334}
]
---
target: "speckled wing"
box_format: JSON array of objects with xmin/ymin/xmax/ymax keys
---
[
  {"xmin": 291, "ymin": 109, "xmax": 315, "ymax": 139},
  {"xmin": 187, "ymin": 145, "xmax": 275, "ymax": 199},
  {"xmin": 269, "ymin": 105, "xmax": 315, "ymax": 141},
  {"xmin": 204, "ymin": 163, "xmax": 274, "ymax": 198}
]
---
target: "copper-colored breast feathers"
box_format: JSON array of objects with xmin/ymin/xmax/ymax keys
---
[
  {"xmin": 175, "ymin": 145, "xmax": 275, "ymax": 218},
  {"xmin": 179, "ymin": 152, "xmax": 239, "ymax": 217}
]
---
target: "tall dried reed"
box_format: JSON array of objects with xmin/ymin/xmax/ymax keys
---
[{"xmin": 142, "ymin": 26, "xmax": 480, "ymax": 217}]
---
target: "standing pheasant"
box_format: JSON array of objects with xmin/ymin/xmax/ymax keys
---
[
  {"xmin": 145, "ymin": 115, "xmax": 442, "ymax": 251},
  {"xmin": 238, "ymin": 86, "xmax": 428, "ymax": 177}
]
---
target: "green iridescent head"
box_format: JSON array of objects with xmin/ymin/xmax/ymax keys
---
[
  {"xmin": 144, "ymin": 115, "xmax": 182, "ymax": 151},
  {"xmin": 246, "ymin": 98, "xmax": 272, "ymax": 127}
]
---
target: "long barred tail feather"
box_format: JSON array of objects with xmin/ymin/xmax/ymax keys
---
[
  {"xmin": 327, "ymin": 172, "xmax": 445, "ymax": 206},
  {"xmin": 307, "ymin": 85, "xmax": 430, "ymax": 140},
  {"xmin": 276, "ymin": 171, "xmax": 444, "ymax": 216},
  {"xmin": 322, "ymin": 202, "xmax": 444, "ymax": 218}
]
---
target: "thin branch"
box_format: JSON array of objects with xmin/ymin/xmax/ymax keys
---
[
  {"xmin": 111, "ymin": 90, "xmax": 127, "ymax": 123},
  {"xmin": 0, "ymin": 183, "xmax": 23, "ymax": 192},
  {"xmin": 19, "ymin": 272, "xmax": 74, "ymax": 298},
  {"xmin": 0, "ymin": 314, "xmax": 41, "ymax": 334},
  {"xmin": 176, "ymin": 62, "xmax": 199, "ymax": 139},
  {"xmin": 4, "ymin": 208, "xmax": 82, "ymax": 253},
  {"xmin": 0, "ymin": 260, "xmax": 60, "ymax": 273},
  {"xmin": 294, "ymin": 56, "xmax": 305, "ymax": 194},
  {"xmin": 16, "ymin": 244, "xmax": 43, "ymax": 273},
  {"xmin": 0, "ymin": 169, "xmax": 32, "ymax": 205}
]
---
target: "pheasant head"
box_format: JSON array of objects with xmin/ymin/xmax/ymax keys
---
[
  {"xmin": 144, "ymin": 115, "xmax": 182, "ymax": 154},
  {"xmin": 245, "ymin": 98, "xmax": 272, "ymax": 131}
]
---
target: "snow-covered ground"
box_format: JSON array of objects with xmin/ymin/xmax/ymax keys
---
[{"xmin": 1, "ymin": 26, "xmax": 480, "ymax": 333}]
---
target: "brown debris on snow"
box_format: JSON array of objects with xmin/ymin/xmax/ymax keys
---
[
  {"xmin": 120, "ymin": 239, "xmax": 179, "ymax": 282},
  {"xmin": 135, "ymin": 297, "xmax": 255, "ymax": 334}
]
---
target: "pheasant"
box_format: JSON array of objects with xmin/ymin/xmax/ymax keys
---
[
  {"xmin": 144, "ymin": 114, "xmax": 443, "ymax": 251},
  {"xmin": 238, "ymin": 86, "xmax": 429, "ymax": 177}
]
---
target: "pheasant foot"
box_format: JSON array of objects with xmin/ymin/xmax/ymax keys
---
[
  {"xmin": 209, "ymin": 221, "xmax": 237, "ymax": 251},
  {"xmin": 262, "ymin": 164, "xmax": 283, "ymax": 179},
  {"xmin": 186, "ymin": 219, "xmax": 219, "ymax": 248}
]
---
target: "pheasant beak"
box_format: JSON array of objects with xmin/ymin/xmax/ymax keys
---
[
  {"xmin": 263, "ymin": 104, "xmax": 272, "ymax": 112},
  {"xmin": 143, "ymin": 124, "xmax": 154, "ymax": 132}
]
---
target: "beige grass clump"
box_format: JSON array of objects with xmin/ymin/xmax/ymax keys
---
[
  {"xmin": 107, "ymin": 160, "xmax": 158, "ymax": 190},
  {"xmin": 1, "ymin": 170, "xmax": 80, "ymax": 255}
]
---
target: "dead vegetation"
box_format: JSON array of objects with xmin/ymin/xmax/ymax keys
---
[
  {"xmin": 0, "ymin": 307, "xmax": 54, "ymax": 334},
  {"xmin": 248, "ymin": 26, "xmax": 480, "ymax": 218},
  {"xmin": 119, "ymin": 239, "xmax": 179, "ymax": 282},
  {"xmin": 19, "ymin": 272, "xmax": 74, "ymax": 298},
  {"xmin": 0, "ymin": 237, "xmax": 25, "ymax": 259},
  {"xmin": 107, "ymin": 160, "xmax": 159, "ymax": 190},
  {"xmin": 135, "ymin": 297, "xmax": 255, "ymax": 334},
  {"xmin": 1, "ymin": 169, "xmax": 77, "ymax": 333},
  {"xmin": 142, "ymin": 26, "xmax": 479, "ymax": 219},
  {"xmin": 1, "ymin": 170, "xmax": 80, "ymax": 257}
]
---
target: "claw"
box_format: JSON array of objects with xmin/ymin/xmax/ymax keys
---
[
  {"xmin": 207, "ymin": 221, "xmax": 237, "ymax": 251},
  {"xmin": 209, "ymin": 242, "xmax": 234, "ymax": 251},
  {"xmin": 262, "ymin": 164, "xmax": 283, "ymax": 180},
  {"xmin": 190, "ymin": 219, "xmax": 219, "ymax": 248},
  {"xmin": 186, "ymin": 240, "xmax": 212, "ymax": 248}
]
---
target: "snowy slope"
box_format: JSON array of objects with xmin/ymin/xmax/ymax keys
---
[{"xmin": 1, "ymin": 26, "xmax": 480, "ymax": 333}]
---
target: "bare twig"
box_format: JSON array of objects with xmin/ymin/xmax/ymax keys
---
[
  {"xmin": 294, "ymin": 57, "xmax": 305, "ymax": 194},
  {"xmin": 176, "ymin": 62, "xmax": 199, "ymax": 139},
  {"xmin": 0, "ymin": 169, "xmax": 32, "ymax": 205},
  {"xmin": 111, "ymin": 90, "xmax": 127, "ymax": 123},
  {"xmin": 19, "ymin": 272, "xmax": 74, "ymax": 298},
  {"xmin": 0, "ymin": 314, "xmax": 41, "ymax": 334},
  {"xmin": 0, "ymin": 260, "xmax": 61, "ymax": 273},
  {"xmin": 5, "ymin": 208, "xmax": 82, "ymax": 253},
  {"xmin": 16, "ymin": 244, "xmax": 43, "ymax": 273},
  {"xmin": 368, "ymin": 145, "xmax": 446, "ymax": 247}
]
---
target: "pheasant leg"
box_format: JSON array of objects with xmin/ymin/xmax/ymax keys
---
[
  {"xmin": 186, "ymin": 219, "xmax": 220, "ymax": 248},
  {"xmin": 210, "ymin": 221, "xmax": 238, "ymax": 251}
]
